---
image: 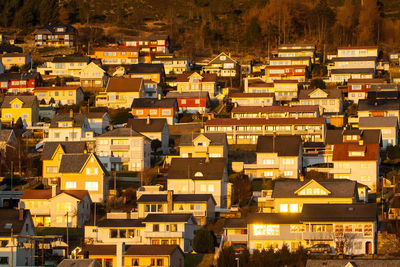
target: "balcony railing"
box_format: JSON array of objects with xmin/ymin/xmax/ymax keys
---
[
  {"xmin": 226, "ymin": 234, "xmax": 247, "ymax": 242},
  {"xmin": 143, "ymin": 231, "xmax": 184, "ymax": 238},
  {"xmin": 172, "ymin": 210, "xmax": 206, "ymax": 217},
  {"xmin": 302, "ymin": 231, "xmax": 334, "ymax": 240}
]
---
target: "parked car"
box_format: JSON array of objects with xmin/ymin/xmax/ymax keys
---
[{"xmin": 305, "ymin": 244, "xmax": 331, "ymax": 254}]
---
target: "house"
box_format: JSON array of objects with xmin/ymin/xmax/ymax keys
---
[
  {"xmin": 39, "ymin": 105, "xmax": 56, "ymax": 120},
  {"xmin": 41, "ymin": 141, "xmax": 87, "ymax": 186},
  {"xmin": 368, "ymin": 83, "xmax": 400, "ymax": 100},
  {"xmin": 34, "ymin": 24, "xmax": 77, "ymax": 47},
  {"xmin": 95, "ymin": 78, "xmax": 144, "ymax": 109},
  {"xmin": 95, "ymin": 127, "xmax": 151, "ymax": 172},
  {"xmin": 34, "ymin": 86, "xmax": 84, "ymax": 106},
  {"xmin": 123, "ymin": 34, "xmax": 170, "ymax": 54},
  {"xmin": 230, "ymin": 93, "xmax": 275, "ymax": 107},
  {"xmin": 1, "ymin": 95, "xmax": 39, "ymax": 127},
  {"xmin": 91, "ymin": 47, "xmax": 139, "ymax": 65},
  {"xmin": 136, "ymin": 191, "xmax": 216, "ymax": 225},
  {"xmin": 270, "ymin": 57, "xmax": 311, "ymax": 67},
  {"xmin": 358, "ymin": 99, "xmax": 400, "ymax": 121},
  {"xmin": 176, "ymin": 72, "xmax": 218, "ymax": 97},
  {"xmin": 330, "ymin": 68, "xmax": 375, "ymax": 82},
  {"xmin": 37, "ymin": 56, "xmax": 90, "ymax": 78},
  {"xmin": 131, "ymin": 98, "xmax": 178, "ymax": 125},
  {"xmin": 264, "ymin": 65, "xmax": 307, "ymax": 82},
  {"xmin": 0, "ymin": 209, "xmax": 36, "ymax": 267},
  {"xmin": 246, "ymin": 81, "xmax": 274, "ymax": 94},
  {"xmin": 87, "ymin": 112, "xmax": 110, "ymax": 135},
  {"xmin": 165, "ymin": 91, "xmax": 211, "ymax": 114},
  {"xmin": 0, "ymin": 72, "xmax": 42, "ymax": 94},
  {"xmin": 337, "ymin": 46, "xmax": 379, "ymax": 58},
  {"xmin": 127, "ymin": 64, "xmax": 165, "ymax": 84},
  {"xmin": 0, "ymin": 129, "xmax": 17, "ymax": 170},
  {"xmin": 58, "ymin": 259, "xmax": 101, "ymax": 267},
  {"xmin": 47, "ymin": 112, "xmax": 93, "ymax": 142},
  {"xmin": 202, "ymin": 52, "xmax": 239, "ymax": 77},
  {"xmin": 59, "ymin": 152, "xmax": 109, "ymax": 202},
  {"xmin": 78, "ymin": 244, "xmax": 184, "ymax": 267},
  {"xmin": 358, "ymin": 117, "xmax": 398, "ymax": 149},
  {"xmin": 204, "ymin": 117, "xmax": 326, "ymax": 144},
  {"xmin": 127, "ymin": 118, "xmax": 169, "ymax": 154},
  {"xmin": 79, "ymin": 62, "xmax": 108, "ymax": 88},
  {"xmin": 231, "ymin": 105, "xmax": 319, "ymax": 119},
  {"xmin": 167, "ymin": 157, "xmax": 231, "ymax": 209},
  {"xmin": 330, "ymin": 57, "xmax": 377, "ymax": 71},
  {"xmin": 345, "ymin": 78, "xmax": 385, "ymax": 103},
  {"xmin": 0, "ymin": 53, "xmax": 31, "ymax": 70},
  {"xmin": 151, "ymin": 55, "xmax": 190, "ymax": 75},
  {"xmin": 243, "ymin": 136, "xmax": 302, "ymax": 179},
  {"xmin": 277, "ymin": 44, "xmax": 316, "ymax": 63},
  {"xmin": 295, "ymin": 88, "xmax": 343, "ymax": 115},
  {"xmin": 143, "ymin": 79, "xmax": 162, "ymax": 98},
  {"xmin": 19, "ymin": 187, "xmax": 91, "ymax": 227},
  {"xmin": 223, "ymin": 219, "xmax": 248, "ymax": 248},
  {"xmin": 178, "ymin": 132, "xmax": 228, "ymax": 160},
  {"xmin": 273, "ymin": 80, "xmax": 299, "ymax": 102}
]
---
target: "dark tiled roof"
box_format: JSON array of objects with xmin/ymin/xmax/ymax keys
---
[
  {"xmin": 298, "ymin": 88, "xmax": 342, "ymax": 99},
  {"xmin": 52, "ymin": 56, "xmax": 90, "ymax": 63},
  {"xmin": 0, "ymin": 129, "xmax": 13, "ymax": 143},
  {"xmin": 331, "ymin": 68, "xmax": 375, "ymax": 74},
  {"xmin": 41, "ymin": 141, "xmax": 87, "ymax": 160},
  {"xmin": 0, "ymin": 45, "xmax": 22, "ymax": 53},
  {"xmin": 1, "ymin": 95, "xmax": 38, "ymax": 108},
  {"xmin": 143, "ymin": 213, "xmax": 195, "ymax": 223},
  {"xmin": 256, "ymin": 136, "xmax": 301, "ymax": 156},
  {"xmin": 98, "ymin": 128, "xmax": 142, "ymax": 138},
  {"xmin": 348, "ymin": 78, "xmax": 385, "ymax": 84},
  {"xmin": 129, "ymin": 63, "xmax": 164, "ymax": 74},
  {"xmin": 0, "ymin": 72, "xmax": 40, "ymax": 81},
  {"xmin": 325, "ymin": 129, "xmax": 381, "ymax": 145},
  {"xmin": 58, "ymin": 259, "xmax": 100, "ymax": 267},
  {"xmin": 131, "ymin": 98, "xmax": 177, "ymax": 109},
  {"xmin": 205, "ymin": 117, "xmax": 325, "ymax": 126},
  {"xmin": 230, "ymin": 93, "xmax": 275, "ymax": 98},
  {"xmin": 247, "ymin": 213, "xmax": 302, "ymax": 224},
  {"xmin": 271, "ymin": 179, "xmax": 357, "ymax": 198},
  {"xmin": 369, "ymin": 83, "xmax": 399, "ymax": 91},
  {"xmin": 35, "ymin": 24, "xmax": 76, "ymax": 35},
  {"xmin": 127, "ymin": 118, "xmax": 167, "ymax": 133},
  {"xmin": 179, "ymin": 133, "xmax": 227, "ymax": 146},
  {"xmin": 359, "ymin": 117, "xmax": 398, "ymax": 128},
  {"xmin": 124, "ymin": 245, "xmax": 182, "ymax": 256},
  {"xmin": 358, "ymin": 99, "xmax": 400, "ymax": 111},
  {"xmin": 137, "ymin": 194, "xmax": 215, "ymax": 204},
  {"xmin": 176, "ymin": 72, "xmax": 217, "ymax": 83},
  {"xmin": 79, "ymin": 245, "xmax": 116, "ymax": 256},
  {"xmin": 0, "ymin": 209, "xmax": 32, "ymax": 237},
  {"xmin": 124, "ymin": 34, "xmax": 169, "ymax": 42},
  {"xmin": 50, "ymin": 113, "xmax": 86, "ymax": 128},
  {"xmin": 273, "ymin": 80, "xmax": 299, "ymax": 84},
  {"xmin": 166, "ymin": 91, "xmax": 209, "ymax": 99},
  {"xmin": 208, "ymin": 52, "xmax": 237, "ymax": 65},
  {"xmin": 21, "ymin": 189, "xmax": 52, "ymax": 199},
  {"xmin": 270, "ymin": 57, "xmax": 311, "ymax": 61},
  {"xmin": 106, "ymin": 78, "xmax": 143, "ymax": 92},
  {"xmin": 96, "ymin": 219, "xmax": 145, "ymax": 228},
  {"xmin": 59, "ymin": 153, "xmax": 91, "ymax": 173},
  {"xmin": 300, "ymin": 203, "xmax": 377, "ymax": 222},
  {"xmin": 168, "ymin": 158, "xmax": 226, "ymax": 180},
  {"xmin": 332, "ymin": 143, "xmax": 380, "ymax": 161},
  {"xmin": 306, "ymin": 259, "xmax": 400, "ymax": 267},
  {"xmin": 137, "ymin": 194, "xmax": 167, "ymax": 202},
  {"xmin": 337, "ymin": 46, "xmax": 378, "ymax": 49},
  {"xmin": 224, "ymin": 218, "xmax": 246, "ymax": 228}
]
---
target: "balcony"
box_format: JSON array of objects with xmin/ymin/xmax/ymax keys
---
[
  {"xmin": 302, "ymin": 231, "xmax": 334, "ymax": 240},
  {"xmin": 110, "ymin": 145, "xmax": 130, "ymax": 150},
  {"xmin": 173, "ymin": 210, "xmax": 206, "ymax": 217},
  {"xmin": 143, "ymin": 231, "xmax": 184, "ymax": 238},
  {"xmin": 226, "ymin": 234, "xmax": 247, "ymax": 243}
]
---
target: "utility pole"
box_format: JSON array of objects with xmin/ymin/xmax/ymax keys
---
[
  {"xmin": 66, "ymin": 212, "xmax": 69, "ymax": 258},
  {"xmin": 10, "ymin": 228, "xmax": 13, "ymax": 267}
]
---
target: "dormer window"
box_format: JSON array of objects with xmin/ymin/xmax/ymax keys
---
[
  {"xmin": 220, "ymin": 56, "xmax": 226, "ymax": 60},
  {"xmin": 13, "ymin": 103, "xmax": 21, "ymax": 109},
  {"xmin": 194, "ymin": 172, "xmax": 203, "ymax": 177},
  {"xmin": 56, "ymin": 27, "xmax": 65, "ymax": 32},
  {"xmin": 59, "ymin": 122, "xmax": 72, "ymax": 127},
  {"xmin": 298, "ymin": 188, "xmax": 328, "ymax": 195},
  {"xmin": 197, "ymin": 142, "xmax": 204, "ymax": 147},
  {"xmin": 349, "ymin": 151, "xmax": 365, "ymax": 157}
]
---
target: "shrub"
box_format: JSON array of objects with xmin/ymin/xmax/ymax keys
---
[{"xmin": 192, "ymin": 228, "xmax": 215, "ymax": 253}]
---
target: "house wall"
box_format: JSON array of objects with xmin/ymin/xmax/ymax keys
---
[
  {"xmin": 332, "ymin": 161, "xmax": 379, "ymax": 192},
  {"xmin": 35, "ymin": 88, "xmax": 83, "ymax": 105},
  {"xmin": 132, "ymin": 107, "xmax": 176, "ymax": 125}
]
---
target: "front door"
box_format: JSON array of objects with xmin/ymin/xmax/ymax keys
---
[{"xmin": 366, "ymin": 241, "xmax": 372, "ymax": 254}]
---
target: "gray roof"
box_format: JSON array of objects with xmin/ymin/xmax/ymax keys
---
[
  {"xmin": 87, "ymin": 112, "xmax": 108, "ymax": 119},
  {"xmin": 298, "ymin": 88, "xmax": 342, "ymax": 99},
  {"xmin": 332, "ymin": 56, "xmax": 377, "ymax": 61},
  {"xmin": 58, "ymin": 259, "xmax": 101, "ymax": 267},
  {"xmin": 128, "ymin": 63, "xmax": 164, "ymax": 74},
  {"xmin": 271, "ymin": 179, "xmax": 357, "ymax": 198},
  {"xmin": 0, "ymin": 72, "xmax": 40, "ymax": 81},
  {"xmin": 131, "ymin": 98, "xmax": 177, "ymax": 109},
  {"xmin": 41, "ymin": 141, "xmax": 87, "ymax": 160},
  {"xmin": 137, "ymin": 194, "xmax": 216, "ymax": 204},
  {"xmin": 208, "ymin": 52, "xmax": 237, "ymax": 65},
  {"xmin": 168, "ymin": 158, "xmax": 226, "ymax": 180},
  {"xmin": 59, "ymin": 153, "xmax": 108, "ymax": 175},
  {"xmin": 35, "ymin": 24, "xmax": 76, "ymax": 35},
  {"xmin": 331, "ymin": 68, "xmax": 375, "ymax": 74},
  {"xmin": 0, "ymin": 209, "xmax": 32, "ymax": 237},
  {"xmin": 127, "ymin": 118, "xmax": 167, "ymax": 133},
  {"xmin": 52, "ymin": 56, "xmax": 90, "ymax": 63},
  {"xmin": 325, "ymin": 129, "xmax": 381, "ymax": 145},
  {"xmin": 98, "ymin": 128, "xmax": 142, "ymax": 138},
  {"xmin": 358, "ymin": 99, "xmax": 400, "ymax": 111},
  {"xmin": 166, "ymin": 91, "xmax": 210, "ymax": 99},
  {"xmin": 224, "ymin": 218, "xmax": 246, "ymax": 229},
  {"xmin": 179, "ymin": 133, "xmax": 227, "ymax": 146},
  {"xmin": 1, "ymin": 95, "xmax": 38, "ymax": 108},
  {"xmin": 0, "ymin": 129, "xmax": 13, "ymax": 143},
  {"xmin": 143, "ymin": 213, "xmax": 196, "ymax": 223},
  {"xmin": 301, "ymin": 203, "xmax": 377, "ymax": 222},
  {"xmin": 306, "ymin": 259, "xmax": 400, "ymax": 267},
  {"xmin": 50, "ymin": 113, "xmax": 86, "ymax": 128},
  {"xmin": 256, "ymin": 136, "xmax": 301, "ymax": 156},
  {"xmin": 359, "ymin": 117, "xmax": 398, "ymax": 128},
  {"xmin": 370, "ymin": 83, "xmax": 399, "ymax": 91},
  {"xmin": 247, "ymin": 213, "xmax": 302, "ymax": 224},
  {"xmin": 96, "ymin": 219, "xmax": 144, "ymax": 228}
]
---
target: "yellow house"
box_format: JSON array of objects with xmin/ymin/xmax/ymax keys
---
[
  {"xmin": 1, "ymin": 95, "xmax": 39, "ymax": 127},
  {"xmin": 295, "ymin": 88, "xmax": 343, "ymax": 114},
  {"xmin": 178, "ymin": 132, "xmax": 228, "ymax": 160},
  {"xmin": 91, "ymin": 47, "xmax": 139, "ymax": 65},
  {"xmin": 59, "ymin": 152, "xmax": 109, "ymax": 203},
  {"xmin": 41, "ymin": 141, "xmax": 87, "ymax": 185},
  {"xmin": 176, "ymin": 72, "xmax": 217, "ymax": 97},
  {"xmin": 230, "ymin": 92, "xmax": 275, "ymax": 107},
  {"xmin": 0, "ymin": 53, "xmax": 31, "ymax": 70},
  {"xmin": 80, "ymin": 62, "xmax": 108, "ymax": 88},
  {"xmin": 95, "ymin": 78, "xmax": 144, "ymax": 109},
  {"xmin": 34, "ymin": 86, "xmax": 84, "ymax": 106}
]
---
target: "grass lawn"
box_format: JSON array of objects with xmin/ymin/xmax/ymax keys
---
[{"xmin": 184, "ymin": 253, "xmax": 214, "ymax": 267}]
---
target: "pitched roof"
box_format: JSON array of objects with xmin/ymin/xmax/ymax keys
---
[
  {"xmin": 50, "ymin": 113, "xmax": 86, "ymax": 128},
  {"xmin": 59, "ymin": 153, "xmax": 108, "ymax": 175},
  {"xmin": 231, "ymin": 105, "xmax": 318, "ymax": 113},
  {"xmin": 256, "ymin": 136, "xmax": 301, "ymax": 156},
  {"xmin": 205, "ymin": 117, "xmax": 325, "ymax": 126},
  {"xmin": 270, "ymin": 57, "xmax": 311, "ymax": 61},
  {"xmin": 131, "ymin": 98, "xmax": 177, "ymax": 109},
  {"xmin": 41, "ymin": 141, "xmax": 87, "ymax": 160},
  {"xmin": 298, "ymin": 88, "xmax": 342, "ymax": 99},
  {"xmin": 58, "ymin": 259, "xmax": 100, "ymax": 267},
  {"xmin": 34, "ymin": 86, "xmax": 81, "ymax": 92},
  {"xmin": 86, "ymin": 112, "xmax": 108, "ymax": 119},
  {"xmin": 35, "ymin": 24, "xmax": 76, "ymax": 34},
  {"xmin": 176, "ymin": 72, "xmax": 217, "ymax": 83},
  {"xmin": 273, "ymin": 80, "xmax": 299, "ymax": 84},
  {"xmin": 124, "ymin": 245, "xmax": 182, "ymax": 256},
  {"xmin": 63, "ymin": 190, "xmax": 89, "ymax": 200},
  {"xmin": 92, "ymin": 46, "xmax": 139, "ymax": 52},
  {"xmin": 124, "ymin": 34, "xmax": 169, "ymax": 42},
  {"xmin": 0, "ymin": 129, "xmax": 13, "ymax": 143},
  {"xmin": 127, "ymin": 118, "xmax": 167, "ymax": 132},
  {"xmin": 247, "ymin": 213, "xmax": 302, "ymax": 224},
  {"xmin": 306, "ymin": 259, "xmax": 400, "ymax": 267},
  {"xmin": 358, "ymin": 99, "xmax": 400, "ymax": 111},
  {"xmin": 106, "ymin": 78, "xmax": 143, "ymax": 92},
  {"xmin": 96, "ymin": 219, "xmax": 145, "ymax": 228},
  {"xmin": 0, "ymin": 209, "xmax": 32, "ymax": 236},
  {"xmin": 224, "ymin": 218, "xmax": 246, "ymax": 228},
  {"xmin": 332, "ymin": 57, "xmax": 377, "ymax": 61},
  {"xmin": 80, "ymin": 245, "xmax": 116, "ymax": 256},
  {"xmin": 1, "ymin": 95, "xmax": 37, "ymax": 108},
  {"xmin": 179, "ymin": 133, "xmax": 227, "ymax": 146},
  {"xmin": 0, "ymin": 53, "xmax": 29, "ymax": 58},
  {"xmin": 137, "ymin": 194, "xmax": 215, "ymax": 204},
  {"xmin": 98, "ymin": 128, "xmax": 142, "ymax": 138},
  {"xmin": 230, "ymin": 93, "xmax": 275, "ymax": 98},
  {"xmin": 347, "ymin": 78, "xmax": 385, "ymax": 84},
  {"xmin": 359, "ymin": 117, "xmax": 398, "ymax": 128},
  {"xmin": 166, "ymin": 91, "xmax": 209, "ymax": 99},
  {"xmin": 325, "ymin": 129, "xmax": 381, "ymax": 145},
  {"xmin": 128, "ymin": 63, "xmax": 164, "ymax": 74},
  {"xmin": 21, "ymin": 189, "xmax": 52, "ymax": 200},
  {"xmin": 271, "ymin": 179, "xmax": 357, "ymax": 198},
  {"xmin": 168, "ymin": 158, "xmax": 226, "ymax": 180},
  {"xmin": 208, "ymin": 52, "xmax": 237, "ymax": 65},
  {"xmin": 248, "ymin": 82, "xmax": 274, "ymax": 88},
  {"xmin": 264, "ymin": 65, "xmax": 307, "ymax": 69},
  {"xmin": 332, "ymin": 143, "xmax": 380, "ymax": 161},
  {"xmin": 52, "ymin": 56, "xmax": 89, "ymax": 63},
  {"xmin": 331, "ymin": 68, "xmax": 375, "ymax": 74},
  {"xmin": 0, "ymin": 72, "xmax": 40, "ymax": 81},
  {"xmin": 300, "ymin": 203, "xmax": 377, "ymax": 222},
  {"xmin": 143, "ymin": 213, "xmax": 195, "ymax": 223},
  {"xmin": 337, "ymin": 46, "xmax": 378, "ymax": 49}
]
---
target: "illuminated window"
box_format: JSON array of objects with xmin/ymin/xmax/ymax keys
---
[
  {"xmin": 280, "ymin": 204, "xmax": 288, "ymax": 212},
  {"xmin": 345, "ymin": 224, "xmax": 353, "ymax": 232},
  {"xmin": 289, "ymin": 204, "xmax": 298, "ymax": 213},
  {"xmin": 65, "ymin": 181, "xmax": 76, "ymax": 189},
  {"xmin": 253, "ymin": 224, "xmax": 280, "ymax": 236},
  {"xmin": 290, "ymin": 225, "xmax": 306, "ymax": 233},
  {"xmin": 85, "ymin": 182, "xmax": 98, "ymax": 191},
  {"xmin": 364, "ymin": 224, "xmax": 372, "ymax": 236}
]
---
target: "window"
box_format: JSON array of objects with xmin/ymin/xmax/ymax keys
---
[
  {"xmin": 195, "ymin": 99, "xmax": 200, "ymax": 104},
  {"xmin": 132, "ymin": 259, "xmax": 139, "ymax": 266},
  {"xmin": 153, "ymin": 224, "xmax": 159, "ymax": 232},
  {"xmin": 345, "ymin": 224, "xmax": 353, "ymax": 232},
  {"xmin": 283, "ymin": 159, "xmax": 294, "ymax": 165},
  {"xmin": 264, "ymin": 171, "xmax": 273, "ymax": 177},
  {"xmin": 170, "ymin": 224, "xmax": 177, "ymax": 232},
  {"xmin": 13, "ymin": 103, "xmax": 21, "ymax": 108},
  {"xmin": 364, "ymin": 224, "xmax": 372, "ymax": 236},
  {"xmin": 181, "ymin": 99, "xmax": 186, "ymax": 104},
  {"xmin": 263, "ymin": 159, "xmax": 274, "ymax": 165},
  {"xmin": 47, "ymin": 166, "xmax": 58, "ymax": 173},
  {"xmin": 200, "ymin": 184, "xmax": 206, "ymax": 192},
  {"xmin": 289, "ymin": 204, "xmax": 298, "ymax": 213},
  {"xmin": 208, "ymin": 184, "xmax": 214, "ymax": 192},
  {"xmin": 253, "ymin": 224, "xmax": 280, "ymax": 236},
  {"xmin": 0, "ymin": 257, "xmax": 8, "ymax": 265},
  {"xmin": 280, "ymin": 204, "xmax": 288, "ymax": 212},
  {"xmin": 150, "ymin": 109, "xmax": 157, "ymax": 115},
  {"xmin": 110, "ymin": 229, "xmax": 118, "ymax": 238},
  {"xmin": 290, "ymin": 225, "xmax": 306, "ymax": 233},
  {"xmin": 85, "ymin": 182, "xmax": 98, "ymax": 191},
  {"xmin": 162, "ymin": 109, "xmax": 171, "ymax": 115},
  {"xmin": 65, "ymin": 181, "xmax": 76, "ymax": 189},
  {"xmin": 136, "ymin": 110, "xmax": 144, "ymax": 115},
  {"xmin": 86, "ymin": 168, "xmax": 99, "ymax": 175},
  {"xmin": 335, "ymin": 224, "xmax": 343, "ymax": 236},
  {"xmin": 284, "ymin": 171, "xmax": 293, "ymax": 177},
  {"xmin": 355, "ymin": 225, "xmax": 363, "ymax": 233}
]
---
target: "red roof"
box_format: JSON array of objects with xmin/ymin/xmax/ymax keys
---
[
  {"xmin": 332, "ymin": 143, "xmax": 379, "ymax": 161},
  {"xmin": 230, "ymin": 93, "xmax": 274, "ymax": 98},
  {"xmin": 232, "ymin": 105, "xmax": 319, "ymax": 113},
  {"xmin": 176, "ymin": 72, "xmax": 217, "ymax": 83},
  {"xmin": 205, "ymin": 117, "xmax": 325, "ymax": 126},
  {"xmin": 21, "ymin": 189, "xmax": 88, "ymax": 200}
]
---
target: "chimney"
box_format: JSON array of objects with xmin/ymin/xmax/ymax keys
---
[
  {"xmin": 205, "ymin": 153, "xmax": 210, "ymax": 163},
  {"xmin": 19, "ymin": 209, "xmax": 24, "ymax": 221},
  {"xmin": 51, "ymin": 185, "xmax": 58, "ymax": 198},
  {"xmin": 146, "ymin": 115, "xmax": 150, "ymax": 125},
  {"xmin": 299, "ymin": 175, "xmax": 304, "ymax": 182},
  {"xmin": 69, "ymin": 109, "xmax": 73, "ymax": 119},
  {"xmin": 167, "ymin": 190, "xmax": 173, "ymax": 213}
]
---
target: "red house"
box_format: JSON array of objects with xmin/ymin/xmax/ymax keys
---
[
  {"xmin": 264, "ymin": 65, "xmax": 307, "ymax": 82},
  {"xmin": 346, "ymin": 78, "xmax": 385, "ymax": 104},
  {"xmin": 166, "ymin": 91, "xmax": 210, "ymax": 114},
  {"xmin": 122, "ymin": 34, "xmax": 170, "ymax": 54},
  {"xmin": 0, "ymin": 72, "xmax": 43, "ymax": 94}
]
